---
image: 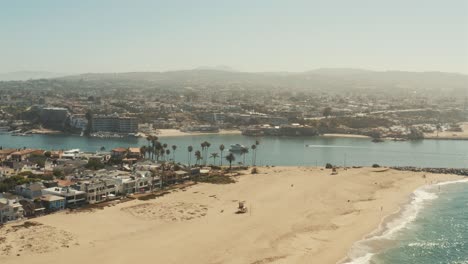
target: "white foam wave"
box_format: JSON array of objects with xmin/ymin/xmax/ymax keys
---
[
  {"xmin": 342, "ymin": 183, "xmax": 446, "ymax": 264},
  {"xmin": 341, "ymin": 253, "xmax": 374, "ymax": 264},
  {"xmin": 343, "ymin": 178, "xmax": 468, "ymax": 264}
]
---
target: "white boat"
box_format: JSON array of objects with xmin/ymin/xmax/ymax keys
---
[{"xmin": 229, "ymin": 144, "xmax": 246, "ymax": 152}]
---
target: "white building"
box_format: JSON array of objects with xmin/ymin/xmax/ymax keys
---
[
  {"xmin": 0, "ymin": 197, "xmax": 24, "ymax": 224},
  {"xmin": 42, "ymin": 187, "xmax": 87, "ymax": 208}
]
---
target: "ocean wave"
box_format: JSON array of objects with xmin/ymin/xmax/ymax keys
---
[{"xmin": 342, "ymin": 179, "xmax": 468, "ymax": 264}]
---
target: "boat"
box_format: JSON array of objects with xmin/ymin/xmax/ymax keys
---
[{"xmin": 229, "ymin": 144, "xmax": 246, "ymax": 152}]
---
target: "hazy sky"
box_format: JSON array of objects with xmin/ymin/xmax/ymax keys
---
[{"xmin": 1, "ymin": 0, "xmax": 467, "ymax": 74}]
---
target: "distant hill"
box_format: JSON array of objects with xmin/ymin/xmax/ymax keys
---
[
  {"xmin": 0, "ymin": 71, "xmax": 69, "ymax": 81},
  {"xmin": 1, "ymin": 68, "xmax": 466, "ymax": 94}
]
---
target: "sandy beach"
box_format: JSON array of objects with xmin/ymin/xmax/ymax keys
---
[
  {"xmin": 321, "ymin": 133, "xmax": 370, "ymax": 139},
  {"xmin": 424, "ymin": 123, "xmax": 468, "ymax": 140},
  {"xmin": 156, "ymin": 129, "xmax": 242, "ymax": 137},
  {"xmin": 0, "ymin": 167, "xmax": 461, "ymax": 264}
]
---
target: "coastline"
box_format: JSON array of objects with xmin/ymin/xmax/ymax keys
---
[
  {"xmin": 321, "ymin": 133, "xmax": 371, "ymax": 139},
  {"xmin": 0, "ymin": 167, "xmax": 462, "ymax": 264},
  {"xmin": 342, "ymin": 177, "xmax": 468, "ymax": 264},
  {"xmin": 20, "ymin": 129, "xmax": 468, "ymax": 141},
  {"xmin": 155, "ymin": 129, "xmax": 242, "ymax": 137}
]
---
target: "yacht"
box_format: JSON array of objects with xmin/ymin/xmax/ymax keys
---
[{"xmin": 229, "ymin": 144, "xmax": 246, "ymax": 152}]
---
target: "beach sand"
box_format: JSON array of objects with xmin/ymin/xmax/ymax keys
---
[
  {"xmin": 425, "ymin": 122, "xmax": 468, "ymax": 140},
  {"xmin": 156, "ymin": 129, "xmax": 241, "ymax": 137},
  {"xmin": 0, "ymin": 167, "xmax": 461, "ymax": 264},
  {"xmin": 321, "ymin": 133, "xmax": 370, "ymax": 139}
]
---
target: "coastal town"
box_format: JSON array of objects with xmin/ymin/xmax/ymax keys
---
[
  {"xmin": 0, "ymin": 137, "xmax": 260, "ymax": 224},
  {"xmin": 1, "ymin": 71, "xmax": 468, "ymax": 141}
]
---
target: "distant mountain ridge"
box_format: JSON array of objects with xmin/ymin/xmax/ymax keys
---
[
  {"xmin": 56, "ymin": 68, "xmax": 467, "ymax": 92},
  {"xmin": 0, "ymin": 71, "xmax": 69, "ymax": 81},
  {"xmin": 1, "ymin": 68, "xmax": 466, "ymax": 93}
]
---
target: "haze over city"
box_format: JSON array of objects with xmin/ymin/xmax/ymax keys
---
[{"xmin": 1, "ymin": 0, "xmax": 467, "ymax": 75}]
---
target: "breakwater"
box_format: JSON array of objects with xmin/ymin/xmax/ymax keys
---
[{"xmin": 392, "ymin": 166, "xmax": 468, "ymax": 176}]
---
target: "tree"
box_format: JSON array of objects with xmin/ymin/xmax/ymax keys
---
[
  {"xmin": 204, "ymin": 142, "xmax": 211, "ymax": 165},
  {"xmin": 240, "ymin": 147, "xmax": 249, "ymax": 165},
  {"xmin": 85, "ymin": 159, "xmax": 105, "ymax": 170},
  {"xmin": 251, "ymin": 144, "xmax": 257, "ymax": 166},
  {"xmin": 171, "ymin": 145, "xmax": 177, "ymax": 162},
  {"xmin": 225, "ymin": 153, "xmax": 235, "ymax": 170},
  {"xmin": 154, "ymin": 141, "xmax": 162, "ymax": 161},
  {"xmin": 195, "ymin": 150, "xmax": 202, "ymax": 165},
  {"xmin": 53, "ymin": 168, "xmax": 64, "ymax": 177},
  {"xmin": 146, "ymin": 136, "xmax": 153, "ymax": 159},
  {"xmin": 200, "ymin": 141, "xmax": 211, "ymax": 165},
  {"xmin": 210, "ymin": 153, "xmax": 219, "ymax": 165},
  {"xmin": 165, "ymin": 149, "xmax": 171, "ymax": 161},
  {"xmin": 408, "ymin": 127, "xmax": 424, "ymax": 140},
  {"xmin": 436, "ymin": 124, "xmax": 442, "ymax": 137},
  {"xmin": 44, "ymin": 151, "xmax": 51, "ymax": 158},
  {"xmin": 219, "ymin": 144, "xmax": 225, "ymax": 166},
  {"xmin": 140, "ymin": 146, "xmax": 147, "ymax": 159},
  {"xmin": 29, "ymin": 153, "xmax": 46, "ymax": 168},
  {"xmin": 84, "ymin": 111, "xmax": 93, "ymax": 136},
  {"xmin": 323, "ymin": 107, "xmax": 332, "ymax": 118},
  {"xmin": 187, "ymin": 146, "xmax": 193, "ymax": 167}
]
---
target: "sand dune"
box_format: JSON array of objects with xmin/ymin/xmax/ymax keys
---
[{"xmin": 0, "ymin": 167, "xmax": 461, "ymax": 264}]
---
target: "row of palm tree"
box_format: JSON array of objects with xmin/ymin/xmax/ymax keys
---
[
  {"xmin": 140, "ymin": 139, "xmax": 260, "ymax": 168},
  {"xmin": 140, "ymin": 136, "xmax": 178, "ymax": 163}
]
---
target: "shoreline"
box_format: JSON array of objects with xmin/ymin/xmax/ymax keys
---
[
  {"xmin": 342, "ymin": 177, "xmax": 468, "ymax": 264},
  {"xmin": 0, "ymin": 167, "xmax": 463, "ymax": 264},
  {"xmin": 155, "ymin": 129, "xmax": 242, "ymax": 137},
  {"xmin": 321, "ymin": 133, "xmax": 371, "ymax": 139},
  {"xmin": 15, "ymin": 129, "xmax": 468, "ymax": 142}
]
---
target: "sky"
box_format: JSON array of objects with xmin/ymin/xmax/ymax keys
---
[{"xmin": 0, "ymin": 0, "xmax": 467, "ymax": 74}]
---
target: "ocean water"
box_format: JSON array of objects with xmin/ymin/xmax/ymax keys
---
[{"xmin": 345, "ymin": 180, "xmax": 468, "ymax": 264}]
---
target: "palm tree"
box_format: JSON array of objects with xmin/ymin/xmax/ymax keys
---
[
  {"xmin": 436, "ymin": 124, "xmax": 442, "ymax": 137},
  {"xmin": 146, "ymin": 136, "xmax": 152, "ymax": 158},
  {"xmin": 240, "ymin": 147, "xmax": 249, "ymax": 165},
  {"xmin": 165, "ymin": 149, "xmax": 171, "ymax": 162},
  {"xmin": 140, "ymin": 146, "xmax": 147, "ymax": 159},
  {"xmin": 195, "ymin": 150, "xmax": 202, "ymax": 165},
  {"xmin": 147, "ymin": 147, "xmax": 153, "ymax": 160},
  {"xmin": 219, "ymin": 144, "xmax": 225, "ymax": 166},
  {"xmin": 225, "ymin": 153, "xmax": 235, "ymax": 170},
  {"xmin": 204, "ymin": 141, "xmax": 211, "ymax": 165},
  {"xmin": 154, "ymin": 141, "xmax": 162, "ymax": 161},
  {"xmin": 210, "ymin": 153, "xmax": 219, "ymax": 165},
  {"xmin": 251, "ymin": 144, "xmax": 257, "ymax": 166},
  {"xmin": 159, "ymin": 148, "xmax": 165, "ymax": 162},
  {"xmin": 200, "ymin": 142, "xmax": 206, "ymax": 164},
  {"xmin": 171, "ymin": 145, "xmax": 177, "ymax": 162},
  {"xmin": 187, "ymin": 145, "xmax": 193, "ymax": 167}
]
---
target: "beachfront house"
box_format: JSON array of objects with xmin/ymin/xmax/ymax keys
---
[
  {"xmin": 111, "ymin": 148, "xmax": 128, "ymax": 159},
  {"xmin": 11, "ymin": 149, "xmax": 44, "ymax": 162},
  {"xmin": 19, "ymin": 199, "xmax": 45, "ymax": 217},
  {"xmin": 42, "ymin": 187, "xmax": 86, "ymax": 208},
  {"xmin": 73, "ymin": 179, "xmax": 120, "ymax": 204},
  {"xmin": 119, "ymin": 175, "xmax": 152, "ymax": 195},
  {"xmin": 127, "ymin": 147, "xmax": 142, "ymax": 159},
  {"xmin": 40, "ymin": 194, "xmax": 66, "ymax": 212},
  {"xmin": 0, "ymin": 197, "xmax": 24, "ymax": 224},
  {"xmin": 15, "ymin": 182, "xmax": 45, "ymax": 199},
  {"xmin": 0, "ymin": 149, "xmax": 16, "ymax": 161}
]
